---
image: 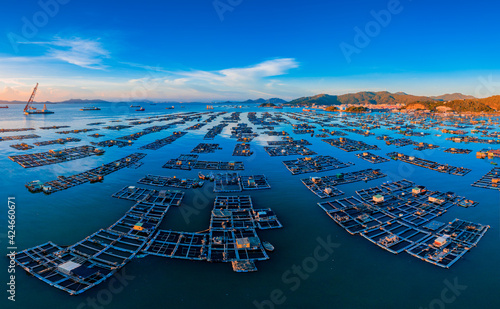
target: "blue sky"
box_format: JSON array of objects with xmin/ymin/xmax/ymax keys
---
[{"xmin": 1, "ymin": 0, "xmax": 499, "ymax": 101}]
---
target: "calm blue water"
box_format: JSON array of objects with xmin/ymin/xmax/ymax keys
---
[{"xmin": 1, "ymin": 104, "xmax": 499, "ymax": 309}]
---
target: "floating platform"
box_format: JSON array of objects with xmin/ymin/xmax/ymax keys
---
[
  {"xmin": 443, "ymin": 148, "xmax": 472, "ymax": 154},
  {"xmin": 471, "ymin": 167, "xmax": 500, "ymax": 190},
  {"xmin": 317, "ymin": 180, "xmax": 486, "ymax": 268},
  {"xmin": 33, "ymin": 137, "xmax": 81, "ymax": 147},
  {"xmin": 163, "ymin": 155, "xmax": 245, "ymax": 171},
  {"xmin": 283, "ymin": 155, "xmax": 353, "ymax": 175},
  {"xmin": 214, "ymin": 173, "xmax": 242, "ymax": 192},
  {"xmin": 323, "ymin": 137, "xmax": 379, "ymax": 152},
  {"xmin": 162, "ymin": 154, "xmax": 199, "ymax": 170},
  {"xmin": 240, "ymin": 175, "xmax": 271, "ymax": 190},
  {"xmin": 39, "ymin": 125, "xmax": 70, "ymax": 130},
  {"xmin": 9, "ymin": 143, "xmax": 34, "ymax": 151},
  {"xmin": 355, "ymin": 152, "xmax": 390, "ymax": 164},
  {"xmin": 112, "ymin": 186, "xmax": 184, "ymax": 206},
  {"xmin": 233, "ymin": 143, "xmax": 253, "ymax": 156},
  {"xmin": 91, "ymin": 139, "xmax": 133, "ymax": 148},
  {"xmin": 139, "ymin": 131, "xmax": 187, "ymax": 150},
  {"xmin": 301, "ymin": 169, "xmax": 386, "ymax": 198},
  {"xmin": 413, "ymin": 142, "xmax": 439, "ymax": 151},
  {"xmin": 0, "ymin": 134, "xmax": 40, "ymax": 141},
  {"xmin": 385, "ymin": 138, "xmax": 415, "ymax": 147},
  {"xmin": 26, "ymin": 153, "xmax": 147, "ymax": 193},
  {"xmin": 268, "ymin": 137, "xmax": 312, "ymax": 146},
  {"xmin": 264, "ymin": 142, "xmax": 315, "ymax": 156},
  {"xmin": 191, "ymin": 143, "xmax": 220, "ymax": 154},
  {"xmin": 143, "ymin": 230, "xmax": 208, "ymax": 260},
  {"xmin": 446, "ymin": 136, "xmax": 500, "ymax": 144},
  {"xmin": 343, "ymin": 128, "xmax": 374, "ymax": 136},
  {"xmin": 406, "ymin": 219, "xmax": 490, "ymax": 268},
  {"xmin": 138, "ymin": 174, "xmax": 204, "ymax": 189},
  {"xmin": 186, "ymin": 123, "xmax": 206, "ymax": 130},
  {"xmin": 88, "ymin": 133, "xmax": 105, "ymax": 138},
  {"xmin": 143, "ymin": 195, "xmax": 281, "ymax": 272},
  {"xmin": 387, "ymin": 152, "xmax": 471, "ymax": 176},
  {"xmin": 116, "ymin": 124, "xmax": 174, "ymax": 141},
  {"xmin": 193, "ymin": 160, "xmax": 245, "ymax": 171},
  {"xmin": 204, "ymin": 124, "xmax": 228, "ymax": 140},
  {"xmin": 263, "ymin": 130, "xmax": 289, "ymax": 136},
  {"xmin": 13, "ymin": 194, "xmax": 177, "ymax": 295},
  {"xmin": 9, "ymin": 145, "xmax": 104, "ymax": 168},
  {"xmin": 55, "ymin": 128, "xmax": 98, "ymax": 134},
  {"xmin": 87, "ymin": 122, "xmax": 105, "ymax": 126},
  {"xmin": 102, "ymin": 125, "xmax": 132, "ymax": 131},
  {"xmin": 0, "ymin": 127, "xmax": 35, "ymax": 133}
]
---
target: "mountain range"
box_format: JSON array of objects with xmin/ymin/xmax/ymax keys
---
[
  {"xmin": 287, "ymin": 91, "xmax": 478, "ymax": 106},
  {"xmin": 1, "ymin": 92, "xmax": 499, "ymax": 111}
]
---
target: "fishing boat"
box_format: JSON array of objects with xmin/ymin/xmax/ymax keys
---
[
  {"xmin": 0, "ymin": 105, "xmax": 8, "ymax": 108},
  {"xmin": 80, "ymin": 106, "xmax": 101, "ymax": 111},
  {"xmin": 198, "ymin": 172, "xmax": 206, "ymax": 180},
  {"xmin": 165, "ymin": 106, "xmax": 175, "ymax": 109},
  {"xmin": 136, "ymin": 107, "xmax": 145, "ymax": 111},
  {"xmin": 130, "ymin": 105, "xmax": 140, "ymax": 107},
  {"xmin": 263, "ymin": 241, "xmax": 275, "ymax": 252},
  {"xmin": 24, "ymin": 83, "xmax": 54, "ymax": 115}
]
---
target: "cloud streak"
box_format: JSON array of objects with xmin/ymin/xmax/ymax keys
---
[
  {"xmin": 126, "ymin": 58, "xmax": 300, "ymax": 100},
  {"xmin": 21, "ymin": 37, "xmax": 110, "ymax": 70}
]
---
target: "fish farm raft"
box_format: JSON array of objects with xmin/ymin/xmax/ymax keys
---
[{"xmin": 7, "ymin": 109, "xmax": 497, "ymax": 299}]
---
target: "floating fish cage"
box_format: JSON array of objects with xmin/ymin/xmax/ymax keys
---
[
  {"xmin": 317, "ymin": 180, "xmax": 487, "ymax": 268},
  {"xmin": 322, "ymin": 137, "xmax": 379, "ymax": 152},
  {"xmin": 387, "ymin": 152, "xmax": 471, "ymax": 176},
  {"xmin": 138, "ymin": 174, "xmax": 203, "ymax": 189},
  {"xmin": 9, "ymin": 145, "xmax": 104, "ymax": 168},
  {"xmin": 33, "ymin": 137, "xmax": 81, "ymax": 147},
  {"xmin": 283, "ymin": 155, "xmax": 353, "ymax": 175},
  {"xmin": 471, "ymin": 167, "xmax": 500, "ymax": 190},
  {"xmin": 191, "ymin": 143, "xmax": 220, "ymax": 154},
  {"xmin": 355, "ymin": 152, "xmax": 390, "ymax": 164},
  {"xmin": 0, "ymin": 134, "xmax": 40, "ymax": 141},
  {"xmin": 232, "ymin": 143, "xmax": 253, "ymax": 156},
  {"xmin": 25, "ymin": 153, "xmax": 147, "ymax": 193},
  {"xmin": 301, "ymin": 168, "xmax": 386, "ymax": 198},
  {"xmin": 139, "ymin": 131, "xmax": 187, "ymax": 150}
]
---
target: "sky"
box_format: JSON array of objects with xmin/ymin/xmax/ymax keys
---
[{"xmin": 1, "ymin": 0, "xmax": 500, "ymax": 102}]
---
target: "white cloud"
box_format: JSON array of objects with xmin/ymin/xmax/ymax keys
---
[
  {"xmin": 21, "ymin": 38, "xmax": 110, "ymax": 70},
  {"xmin": 175, "ymin": 58, "xmax": 299, "ymax": 87}
]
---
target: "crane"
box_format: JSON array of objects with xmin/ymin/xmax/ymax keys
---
[
  {"xmin": 24, "ymin": 83, "xmax": 39, "ymax": 112},
  {"xmin": 23, "ymin": 83, "xmax": 53, "ymax": 115}
]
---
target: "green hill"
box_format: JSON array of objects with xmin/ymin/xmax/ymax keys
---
[
  {"xmin": 288, "ymin": 91, "xmax": 434, "ymax": 106},
  {"xmin": 402, "ymin": 99, "xmax": 495, "ymax": 112}
]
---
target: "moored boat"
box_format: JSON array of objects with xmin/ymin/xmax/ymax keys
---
[
  {"xmin": 80, "ymin": 106, "xmax": 101, "ymax": 111},
  {"xmin": 263, "ymin": 241, "xmax": 275, "ymax": 252}
]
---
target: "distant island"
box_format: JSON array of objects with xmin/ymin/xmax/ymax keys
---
[
  {"xmin": 258, "ymin": 102, "xmax": 276, "ymax": 107},
  {"xmin": 2, "ymin": 91, "xmax": 500, "ymax": 113}
]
